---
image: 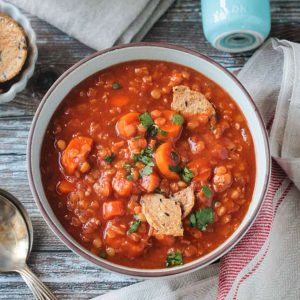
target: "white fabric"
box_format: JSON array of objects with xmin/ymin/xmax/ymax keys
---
[
  {"xmin": 95, "ymin": 265, "xmax": 219, "ymax": 300},
  {"xmin": 238, "ymin": 39, "xmax": 300, "ymax": 190},
  {"xmin": 7, "ymin": 0, "xmax": 175, "ymax": 50},
  {"xmin": 93, "ymin": 39, "xmax": 300, "ymax": 300},
  {"xmin": 232, "ymin": 184, "xmax": 300, "ymax": 300}
]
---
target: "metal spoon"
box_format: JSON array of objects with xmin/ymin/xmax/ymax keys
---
[{"xmin": 0, "ymin": 189, "xmax": 57, "ymax": 299}]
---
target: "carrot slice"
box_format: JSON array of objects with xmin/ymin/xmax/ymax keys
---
[
  {"xmin": 157, "ymin": 110, "xmax": 183, "ymax": 141},
  {"xmin": 155, "ymin": 142, "xmax": 180, "ymax": 180},
  {"xmin": 140, "ymin": 172, "xmax": 160, "ymax": 193},
  {"xmin": 57, "ymin": 180, "xmax": 75, "ymax": 194},
  {"xmin": 116, "ymin": 112, "xmax": 140, "ymax": 139},
  {"xmin": 61, "ymin": 136, "xmax": 93, "ymax": 174},
  {"xmin": 111, "ymin": 95, "xmax": 129, "ymax": 107},
  {"xmin": 103, "ymin": 200, "xmax": 125, "ymax": 220}
]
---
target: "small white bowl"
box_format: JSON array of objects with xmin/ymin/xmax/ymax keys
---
[
  {"xmin": 0, "ymin": 1, "xmax": 38, "ymax": 104},
  {"xmin": 28, "ymin": 43, "xmax": 270, "ymax": 278}
]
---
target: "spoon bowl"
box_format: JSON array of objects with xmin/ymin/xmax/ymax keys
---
[
  {"xmin": 0, "ymin": 190, "xmax": 32, "ymax": 271},
  {"xmin": 0, "ymin": 189, "xmax": 56, "ymax": 299}
]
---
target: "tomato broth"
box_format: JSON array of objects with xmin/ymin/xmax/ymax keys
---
[{"xmin": 41, "ymin": 60, "xmax": 255, "ymax": 269}]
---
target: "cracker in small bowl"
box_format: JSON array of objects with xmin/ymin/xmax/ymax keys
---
[{"xmin": 0, "ymin": 12, "xmax": 28, "ymax": 83}]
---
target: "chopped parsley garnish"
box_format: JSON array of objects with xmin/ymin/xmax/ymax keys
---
[
  {"xmin": 140, "ymin": 161, "xmax": 154, "ymax": 177},
  {"xmin": 202, "ymin": 185, "xmax": 212, "ymax": 198},
  {"xmin": 139, "ymin": 112, "xmax": 154, "ymax": 128},
  {"xmin": 133, "ymin": 146, "xmax": 155, "ymax": 177},
  {"xmin": 166, "ymin": 251, "xmax": 183, "ymax": 267},
  {"xmin": 127, "ymin": 174, "xmax": 134, "ymax": 181},
  {"xmin": 171, "ymin": 151, "xmax": 178, "ymax": 161},
  {"xmin": 172, "ymin": 114, "xmax": 185, "ymax": 125},
  {"xmin": 169, "ymin": 165, "xmax": 182, "ymax": 173},
  {"xmin": 182, "ymin": 167, "xmax": 193, "ymax": 183},
  {"xmin": 169, "ymin": 165, "xmax": 193, "ymax": 183},
  {"xmin": 104, "ymin": 153, "xmax": 115, "ymax": 163},
  {"xmin": 135, "ymin": 146, "xmax": 153, "ymax": 165},
  {"xmin": 157, "ymin": 127, "xmax": 168, "ymax": 137},
  {"xmin": 140, "ymin": 155, "xmax": 152, "ymax": 164},
  {"xmin": 99, "ymin": 251, "xmax": 107, "ymax": 259},
  {"xmin": 112, "ymin": 82, "xmax": 122, "ymax": 90},
  {"xmin": 146, "ymin": 125, "xmax": 158, "ymax": 138},
  {"xmin": 154, "ymin": 187, "xmax": 162, "ymax": 194},
  {"xmin": 128, "ymin": 215, "xmax": 141, "ymax": 234},
  {"xmin": 123, "ymin": 163, "xmax": 131, "ymax": 170},
  {"xmin": 141, "ymin": 146, "xmax": 153, "ymax": 156},
  {"xmin": 132, "ymin": 154, "xmax": 139, "ymax": 163},
  {"xmin": 190, "ymin": 207, "xmax": 214, "ymax": 231},
  {"xmin": 139, "ymin": 111, "xmax": 168, "ymax": 138},
  {"xmin": 123, "ymin": 163, "xmax": 134, "ymax": 181}
]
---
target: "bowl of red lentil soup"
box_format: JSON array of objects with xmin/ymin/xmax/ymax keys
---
[{"xmin": 27, "ymin": 43, "xmax": 270, "ymax": 277}]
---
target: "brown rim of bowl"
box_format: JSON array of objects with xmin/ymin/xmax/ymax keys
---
[{"xmin": 27, "ymin": 42, "xmax": 271, "ymax": 278}]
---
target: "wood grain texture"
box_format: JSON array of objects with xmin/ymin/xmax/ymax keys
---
[{"xmin": 0, "ymin": 0, "xmax": 300, "ymax": 299}]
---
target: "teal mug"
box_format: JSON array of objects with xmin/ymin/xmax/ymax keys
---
[{"xmin": 201, "ymin": 0, "xmax": 271, "ymax": 53}]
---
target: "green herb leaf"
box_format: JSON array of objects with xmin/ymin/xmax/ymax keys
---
[
  {"xmin": 146, "ymin": 125, "xmax": 158, "ymax": 138},
  {"xmin": 172, "ymin": 114, "xmax": 185, "ymax": 125},
  {"xmin": 123, "ymin": 164, "xmax": 134, "ymax": 181},
  {"xmin": 166, "ymin": 251, "xmax": 183, "ymax": 267},
  {"xmin": 99, "ymin": 251, "xmax": 107, "ymax": 259},
  {"xmin": 123, "ymin": 163, "xmax": 131, "ymax": 170},
  {"xmin": 140, "ymin": 161, "xmax": 154, "ymax": 177},
  {"xmin": 139, "ymin": 112, "xmax": 154, "ymax": 128},
  {"xmin": 202, "ymin": 185, "xmax": 212, "ymax": 198},
  {"xmin": 190, "ymin": 213, "xmax": 196, "ymax": 227},
  {"xmin": 127, "ymin": 174, "xmax": 134, "ymax": 181},
  {"xmin": 139, "ymin": 153, "xmax": 152, "ymax": 165},
  {"xmin": 154, "ymin": 187, "xmax": 162, "ymax": 194},
  {"xmin": 134, "ymin": 146, "xmax": 155, "ymax": 177},
  {"xmin": 104, "ymin": 153, "xmax": 115, "ymax": 163},
  {"xmin": 157, "ymin": 127, "xmax": 168, "ymax": 136},
  {"xmin": 190, "ymin": 207, "xmax": 214, "ymax": 231},
  {"xmin": 182, "ymin": 167, "xmax": 193, "ymax": 183},
  {"xmin": 128, "ymin": 215, "xmax": 141, "ymax": 234},
  {"xmin": 132, "ymin": 153, "xmax": 139, "ymax": 162},
  {"xmin": 169, "ymin": 165, "xmax": 193, "ymax": 183},
  {"xmin": 169, "ymin": 165, "xmax": 182, "ymax": 174},
  {"xmin": 141, "ymin": 146, "xmax": 153, "ymax": 157},
  {"xmin": 112, "ymin": 82, "xmax": 122, "ymax": 90},
  {"xmin": 171, "ymin": 151, "xmax": 179, "ymax": 161},
  {"xmin": 134, "ymin": 146, "xmax": 153, "ymax": 165}
]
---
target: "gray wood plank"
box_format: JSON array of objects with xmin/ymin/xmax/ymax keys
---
[{"xmin": 0, "ymin": 252, "xmax": 140, "ymax": 300}]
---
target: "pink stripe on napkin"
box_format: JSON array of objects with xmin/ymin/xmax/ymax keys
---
[{"xmin": 217, "ymin": 161, "xmax": 291, "ymax": 299}]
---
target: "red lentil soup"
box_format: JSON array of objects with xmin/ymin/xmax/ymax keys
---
[{"xmin": 41, "ymin": 60, "xmax": 255, "ymax": 269}]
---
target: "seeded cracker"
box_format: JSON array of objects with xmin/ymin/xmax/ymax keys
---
[
  {"xmin": 172, "ymin": 85, "xmax": 216, "ymax": 117},
  {"xmin": 172, "ymin": 186, "xmax": 195, "ymax": 219},
  {"xmin": 0, "ymin": 13, "xmax": 28, "ymax": 83},
  {"xmin": 141, "ymin": 193, "xmax": 183, "ymax": 236}
]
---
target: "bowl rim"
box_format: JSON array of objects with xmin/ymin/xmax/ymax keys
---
[{"xmin": 27, "ymin": 42, "xmax": 271, "ymax": 278}]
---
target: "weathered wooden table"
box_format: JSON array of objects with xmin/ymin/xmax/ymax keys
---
[{"xmin": 0, "ymin": 0, "xmax": 299, "ymax": 299}]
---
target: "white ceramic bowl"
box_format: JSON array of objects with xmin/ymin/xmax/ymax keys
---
[
  {"xmin": 0, "ymin": 1, "xmax": 38, "ymax": 104},
  {"xmin": 27, "ymin": 43, "xmax": 270, "ymax": 277}
]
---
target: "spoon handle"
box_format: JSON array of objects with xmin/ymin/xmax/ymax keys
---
[{"xmin": 17, "ymin": 264, "xmax": 57, "ymax": 300}]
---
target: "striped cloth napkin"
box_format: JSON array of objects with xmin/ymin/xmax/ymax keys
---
[{"xmin": 95, "ymin": 39, "xmax": 300, "ymax": 300}]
